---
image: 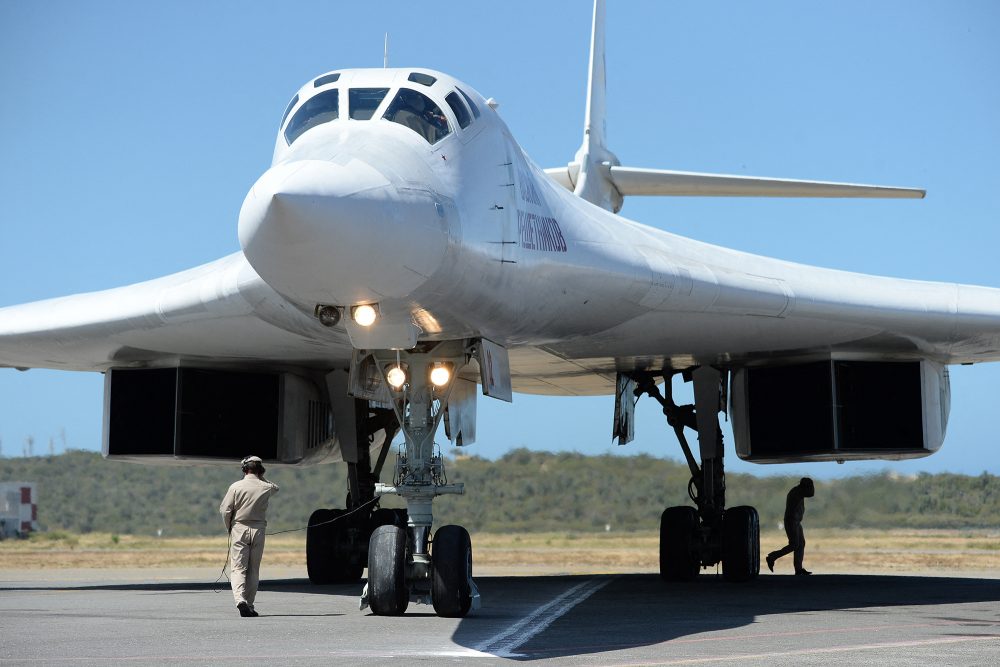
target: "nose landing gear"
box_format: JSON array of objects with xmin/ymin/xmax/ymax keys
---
[{"xmin": 358, "ymin": 341, "xmax": 481, "ymax": 617}]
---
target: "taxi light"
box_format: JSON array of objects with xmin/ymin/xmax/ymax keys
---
[
  {"xmin": 352, "ymin": 304, "xmax": 378, "ymax": 327},
  {"xmin": 386, "ymin": 365, "xmax": 407, "ymax": 389},
  {"xmin": 430, "ymin": 364, "xmax": 451, "ymax": 387}
]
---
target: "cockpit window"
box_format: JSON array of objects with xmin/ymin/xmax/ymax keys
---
[
  {"xmin": 382, "ymin": 88, "xmax": 451, "ymax": 144},
  {"xmin": 457, "ymin": 87, "xmax": 480, "ymax": 119},
  {"xmin": 284, "ymin": 89, "xmax": 339, "ymax": 145},
  {"xmin": 314, "ymin": 72, "xmax": 340, "ymax": 87},
  {"xmin": 445, "ymin": 91, "xmax": 472, "ymax": 129},
  {"xmin": 407, "ymin": 72, "xmax": 437, "ymax": 87},
  {"xmin": 280, "ymin": 94, "xmax": 299, "ymax": 128},
  {"xmin": 349, "ymin": 88, "xmax": 389, "ymax": 120}
]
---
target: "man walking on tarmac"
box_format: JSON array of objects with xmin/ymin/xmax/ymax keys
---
[
  {"xmin": 220, "ymin": 456, "xmax": 280, "ymax": 617},
  {"xmin": 766, "ymin": 477, "xmax": 815, "ymax": 575}
]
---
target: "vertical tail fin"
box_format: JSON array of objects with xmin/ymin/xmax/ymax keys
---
[
  {"xmin": 582, "ymin": 0, "xmax": 607, "ymax": 153},
  {"xmin": 545, "ymin": 1, "xmax": 925, "ymax": 208},
  {"xmin": 571, "ymin": 0, "xmax": 623, "ymax": 212}
]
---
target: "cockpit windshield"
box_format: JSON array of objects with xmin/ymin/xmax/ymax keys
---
[
  {"xmin": 282, "ymin": 81, "xmax": 465, "ymax": 147},
  {"xmin": 280, "ymin": 95, "xmax": 299, "ymax": 128},
  {"xmin": 457, "ymin": 87, "xmax": 480, "ymax": 119},
  {"xmin": 284, "ymin": 89, "xmax": 339, "ymax": 145},
  {"xmin": 382, "ymin": 88, "xmax": 451, "ymax": 144},
  {"xmin": 349, "ymin": 88, "xmax": 389, "ymax": 120},
  {"xmin": 445, "ymin": 91, "xmax": 472, "ymax": 129}
]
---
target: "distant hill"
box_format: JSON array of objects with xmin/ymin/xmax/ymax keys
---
[{"xmin": 1, "ymin": 450, "xmax": 997, "ymax": 536}]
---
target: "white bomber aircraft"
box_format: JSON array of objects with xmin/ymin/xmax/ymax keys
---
[{"xmin": 2, "ymin": 1, "xmax": 999, "ymax": 617}]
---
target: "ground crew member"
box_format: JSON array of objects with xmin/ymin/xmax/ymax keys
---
[
  {"xmin": 220, "ymin": 456, "xmax": 279, "ymax": 617},
  {"xmin": 766, "ymin": 477, "xmax": 815, "ymax": 575}
]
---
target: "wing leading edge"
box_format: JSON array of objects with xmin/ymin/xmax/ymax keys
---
[{"xmin": 0, "ymin": 253, "xmax": 353, "ymax": 373}]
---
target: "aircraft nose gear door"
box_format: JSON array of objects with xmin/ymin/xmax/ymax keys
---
[{"xmin": 355, "ymin": 340, "xmax": 482, "ymax": 617}]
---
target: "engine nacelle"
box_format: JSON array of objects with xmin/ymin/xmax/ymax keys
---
[
  {"xmin": 731, "ymin": 359, "xmax": 950, "ymax": 463},
  {"xmin": 102, "ymin": 367, "xmax": 343, "ymax": 465}
]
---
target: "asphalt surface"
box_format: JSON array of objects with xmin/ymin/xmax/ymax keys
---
[{"xmin": 1, "ymin": 570, "xmax": 998, "ymax": 665}]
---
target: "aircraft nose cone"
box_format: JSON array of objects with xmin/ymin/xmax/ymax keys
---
[{"xmin": 238, "ymin": 159, "xmax": 449, "ymax": 307}]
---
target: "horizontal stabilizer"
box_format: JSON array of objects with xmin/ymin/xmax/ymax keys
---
[
  {"xmin": 607, "ymin": 166, "xmax": 925, "ymax": 199},
  {"xmin": 544, "ymin": 166, "xmax": 575, "ymax": 191}
]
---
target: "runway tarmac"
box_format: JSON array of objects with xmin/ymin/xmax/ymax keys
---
[{"xmin": 1, "ymin": 569, "xmax": 998, "ymax": 665}]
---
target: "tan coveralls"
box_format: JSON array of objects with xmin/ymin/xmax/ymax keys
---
[{"xmin": 220, "ymin": 476, "xmax": 279, "ymax": 607}]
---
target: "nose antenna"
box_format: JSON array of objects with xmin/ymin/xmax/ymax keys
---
[{"xmin": 384, "ymin": 33, "xmax": 389, "ymax": 68}]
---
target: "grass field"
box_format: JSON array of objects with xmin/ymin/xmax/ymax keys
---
[{"xmin": 1, "ymin": 529, "xmax": 997, "ymax": 575}]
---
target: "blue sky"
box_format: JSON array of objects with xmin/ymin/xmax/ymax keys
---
[{"xmin": 1, "ymin": 1, "xmax": 998, "ymax": 478}]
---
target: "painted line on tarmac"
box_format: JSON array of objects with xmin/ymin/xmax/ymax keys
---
[{"xmin": 475, "ymin": 576, "xmax": 616, "ymax": 658}]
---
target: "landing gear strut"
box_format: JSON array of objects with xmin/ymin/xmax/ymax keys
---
[
  {"xmin": 360, "ymin": 341, "xmax": 481, "ymax": 617},
  {"xmin": 636, "ymin": 366, "xmax": 759, "ymax": 582},
  {"xmin": 306, "ymin": 399, "xmax": 400, "ymax": 585}
]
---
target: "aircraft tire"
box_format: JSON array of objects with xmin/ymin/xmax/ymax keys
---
[
  {"xmin": 371, "ymin": 507, "xmax": 407, "ymax": 529},
  {"xmin": 659, "ymin": 506, "xmax": 699, "ymax": 581},
  {"xmin": 368, "ymin": 524, "xmax": 409, "ymax": 615},
  {"xmin": 306, "ymin": 508, "xmax": 337, "ymax": 584},
  {"xmin": 722, "ymin": 505, "xmax": 760, "ymax": 582},
  {"xmin": 306, "ymin": 508, "xmax": 364, "ymax": 584},
  {"xmin": 431, "ymin": 525, "xmax": 473, "ymax": 618}
]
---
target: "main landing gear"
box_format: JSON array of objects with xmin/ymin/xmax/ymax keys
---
[
  {"xmin": 359, "ymin": 341, "xmax": 481, "ymax": 617},
  {"xmin": 306, "ymin": 400, "xmax": 402, "ymax": 585},
  {"xmin": 636, "ymin": 366, "xmax": 760, "ymax": 582}
]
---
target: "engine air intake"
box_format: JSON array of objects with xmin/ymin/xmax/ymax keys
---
[{"xmin": 731, "ymin": 359, "xmax": 949, "ymax": 463}]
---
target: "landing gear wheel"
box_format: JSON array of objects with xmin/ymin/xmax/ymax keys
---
[
  {"xmin": 306, "ymin": 508, "xmax": 364, "ymax": 584},
  {"xmin": 722, "ymin": 505, "xmax": 760, "ymax": 582},
  {"xmin": 307, "ymin": 508, "xmax": 336, "ymax": 583},
  {"xmin": 371, "ymin": 507, "xmax": 407, "ymax": 530},
  {"xmin": 431, "ymin": 525, "xmax": 473, "ymax": 618},
  {"xmin": 367, "ymin": 524, "xmax": 409, "ymax": 615},
  {"xmin": 660, "ymin": 506, "xmax": 700, "ymax": 581}
]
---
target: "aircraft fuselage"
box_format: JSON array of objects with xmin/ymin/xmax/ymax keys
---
[{"xmin": 237, "ymin": 67, "xmax": 1000, "ymax": 393}]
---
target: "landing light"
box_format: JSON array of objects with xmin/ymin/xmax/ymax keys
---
[
  {"xmin": 352, "ymin": 304, "xmax": 378, "ymax": 327},
  {"xmin": 386, "ymin": 365, "xmax": 407, "ymax": 389},
  {"xmin": 430, "ymin": 364, "xmax": 451, "ymax": 387}
]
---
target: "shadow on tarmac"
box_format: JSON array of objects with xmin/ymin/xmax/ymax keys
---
[
  {"xmin": 5, "ymin": 572, "xmax": 998, "ymax": 661},
  {"xmin": 452, "ymin": 573, "xmax": 1000, "ymax": 661}
]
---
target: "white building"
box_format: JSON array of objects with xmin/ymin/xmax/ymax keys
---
[{"xmin": 0, "ymin": 482, "xmax": 38, "ymax": 538}]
